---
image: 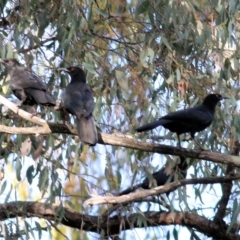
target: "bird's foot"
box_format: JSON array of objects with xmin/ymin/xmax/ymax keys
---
[
  {"xmin": 30, "ymin": 112, "xmax": 37, "ymax": 118},
  {"xmin": 27, "ymin": 105, "xmax": 39, "ymax": 118}
]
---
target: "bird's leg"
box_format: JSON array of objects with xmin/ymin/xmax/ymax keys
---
[
  {"xmin": 61, "ymin": 109, "xmax": 73, "ymax": 130},
  {"xmin": 192, "ymin": 138, "xmax": 206, "ymax": 151},
  {"xmin": 60, "ymin": 108, "xmax": 70, "ymax": 125},
  {"xmin": 190, "ymin": 133, "xmax": 205, "ymax": 150},
  {"xmin": 29, "ymin": 105, "xmax": 38, "ymax": 118},
  {"xmin": 177, "ymin": 134, "xmax": 182, "ymax": 148}
]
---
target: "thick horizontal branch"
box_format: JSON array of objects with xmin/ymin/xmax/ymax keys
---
[
  {"xmin": 0, "ymin": 201, "xmax": 239, "ymax": 239},
  {"xmin": 0, "ymin": 122, "xmax": 240, "ymax": 169},
  {"xmin": 0, "ymin": 95, "xmax": 49, "ymax": 127},
  {"xmin": 84, "ymin": 173, "xmax": 240, "ymax": 206},
  {"xmin": 0, "ymin": 94, "xmax": 239, "ymax": 168}
]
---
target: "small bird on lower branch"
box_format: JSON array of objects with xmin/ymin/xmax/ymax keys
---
[{"xmin": 118, "ymin": 156, "xmax": 188, "ymax": 196}]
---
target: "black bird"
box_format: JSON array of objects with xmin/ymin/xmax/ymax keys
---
[
  {"xmin": 59, "ymin": 66, "xmax": 98, "ymax": 146},
  {"xmin": 118, "ymin": 156, "xmax": 187, "ymax": 196},
  {"xmin": 136, "ymin": 94, "xmax": 228, "ymax": 147},
  {"xmin": 0, "ymin": 59, "xmax": 55, "ymax": 106}
]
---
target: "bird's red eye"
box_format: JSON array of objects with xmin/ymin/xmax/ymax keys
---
[{"xmin": 70, "ymin": 67, "xmax": 75, "ymax": 72}]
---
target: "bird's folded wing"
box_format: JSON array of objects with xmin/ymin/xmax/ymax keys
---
[
  {"xmin": 162, "ymin": 106, "xmax": 213, "ymax": 125},
  {"xmin": 12, "ymin": 70, "xmax": 48, "ymax": 91},
  {"xmin": 81, "ymin": 86, "xmax": 95, "ymax": 118},
  {"xmin": 61, "ymin": 86, "xmax": 94, "ymax": 119}
]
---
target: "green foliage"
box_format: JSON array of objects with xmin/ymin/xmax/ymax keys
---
[
  {"xmin": 0, "ymin": 0, "xmax": 239, "ymax": 239},
  {"xmin": 26, "ymin": 165, "xmax": 35, "ymax": 184}
]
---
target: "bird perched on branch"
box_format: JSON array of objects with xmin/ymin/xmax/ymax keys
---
[
  {"xmin": 59, "ymin": 66, "xmax": 98, "ymax": 146},
  {"xmin": 0, "ymin": 58, "xmax": 55, "ymax": 106},
  {"xmin": 136, "ymin": 94, "xmax": 228, "ymax": 147},
  {"xmin": 118, "ymin": 156, "xmax": 187, "ymax": 196}
]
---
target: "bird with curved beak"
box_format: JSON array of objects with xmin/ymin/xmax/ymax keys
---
[
  {"xmin": 0, "ymin": 58, "xmax": 55, "ymax": 107},
  {"xmin": 58, "ymin": 66, "xmax": 98, "ymax": 146}
]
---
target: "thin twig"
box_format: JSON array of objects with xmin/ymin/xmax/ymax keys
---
[{"xmin": 18, "ymin": 37, "xmax": 56, "ymax": 53}]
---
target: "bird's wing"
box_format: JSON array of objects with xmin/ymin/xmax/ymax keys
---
[
  {"xmin": 81, "ymin": 85, "xmax": 95, "ymax": 117},
  {"xmin": 11, "ymin": 69, "xmax": 48, "ymax": 91},
  {"xmin": 61, "ymin": 83, "xmax": 94, "ymax": 118},
  {"xmin": 161, "ymin": 105, "xmax": 213, "ymax": 125}
]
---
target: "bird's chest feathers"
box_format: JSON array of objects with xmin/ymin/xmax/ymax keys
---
[
  {"xmin": 66, "ymin": 82, "xmax": 88, "ymax": 97},
  {"xmin": 10, "ymin": 70, "xmax": 26, "ymax": 88}
]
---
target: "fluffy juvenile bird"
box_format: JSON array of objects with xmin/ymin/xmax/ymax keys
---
[
  {"xmin": 118, "ymin": 156, "xmax": 187, "ymax": 196},
  {"xmin": 136, "ymin": 94, "xmax": 228, "ymax": 147},
  {"xmin": 0, "ymin": 58, "xmax": 55, "ymax": 106},
  {"xmin": 59, "ymin": 66, "xmax": 98, "ymax": 146}
]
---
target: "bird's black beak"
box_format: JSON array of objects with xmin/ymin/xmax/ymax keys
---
[
  {"xmin": 220, "ymin": 96, "xmax": 229, "ymax": 100},
  {"xmin": 58, "ymin": 68, "xmax": 70, "ymax": 72}
]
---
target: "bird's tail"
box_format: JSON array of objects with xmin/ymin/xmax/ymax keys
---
[
  {"xmin": 76, "ymin": 116, "xmax": 98, "ymax": 146},
  {"xmin": 136, "ymin": 119, "xmax": 163, "ymax": 132}
]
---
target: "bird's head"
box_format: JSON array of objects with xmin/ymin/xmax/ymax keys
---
[
  {"xmin": 58, "ymin": 66, "xmax": 86, "ymax": 82},
  {"xmin": 0, "ymin": 59, "xmax": 20, "ymax": 68},
  {"xmin": 203, "ymin": 94, "xmax": 229, "ymax": 106}
]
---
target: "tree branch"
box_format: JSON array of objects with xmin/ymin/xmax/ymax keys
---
[
  {"xmin": 0, "ymin": 201, "xmax": 239, "ymax": 239},
  {"xmin": 18, "ymin": 37, "xmax": 57, "ymax": 53},
  {"xmin": 1, "ymin": 94, "xmax": 240, "ymax": 169},
  {"xmin": 0, "ymin": 122, "xmax": 240, "ymax": 168},
  {"xmin": 213, "ymin": 141, "xmax": 240, "ymax": 225},
  {"xmin": 0, "ymin": 95, "xmax": 49, "ymax": 127},
  {"xmin": 84, "ymin": 174, "xmax": 240, "ymax": 206}
]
